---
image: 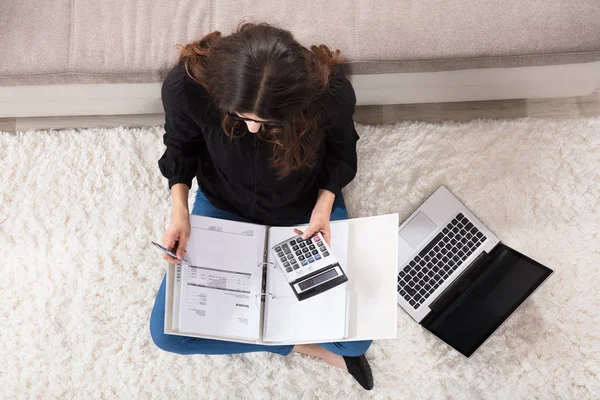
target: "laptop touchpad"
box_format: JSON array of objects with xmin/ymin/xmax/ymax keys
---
[{"xmin": 399, "ymin": 211, "xmax": 437, "ymax": 248}]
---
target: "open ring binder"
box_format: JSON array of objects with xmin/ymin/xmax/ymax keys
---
[{"xmin": 165, "ymin": 213, "xmax": 399, "ymax": 345}]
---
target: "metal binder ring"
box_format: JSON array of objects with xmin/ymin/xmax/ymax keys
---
[
  {"xmin": 258, "ymin": 261, "xmax": 276, "ymax": 269},
  {"xmin": 254, "ymin": 292, "xmax": 275, "ymax": 308},
  {"xmin": 254, "ymin": 291, "xmax": 275, "ymax": 299}
]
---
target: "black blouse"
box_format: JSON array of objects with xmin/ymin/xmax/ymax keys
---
[{"xmin": 158, "ymin": 59, "xmax": 359, "ymax": 226}]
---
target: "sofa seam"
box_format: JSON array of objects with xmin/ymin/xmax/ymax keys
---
[
  {"xmin": 0, "ymin": 72, "xmax": 166, "ymax": 78},
  {"xmin": 344, "ymin": 50, "xmax": 600, "ymax": 64},
  {"xmin": 2, "ymin": 51, "xmax": 599, "ymax": 79}
]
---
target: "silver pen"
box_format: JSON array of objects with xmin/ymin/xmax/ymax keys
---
[{"xmin": 151, "ymin": 241, "xmax": 192, "ymax": 266}]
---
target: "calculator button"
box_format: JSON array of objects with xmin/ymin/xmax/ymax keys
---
[
  {"xmin": 285, "ymin": 267, "xmax": 293, "ymax": 272},
  {"xmin": 314, "ymin": 236, "xmax": 321, "ymax": 242},
  {"xmin": 277, "ymin": 251, "xmax": 284, "ymax": 257},
  {"xmin": 292, "ymin": 245, "xmax": 299, "ymax": 251},
  {"xmin": 311, "ymin": 250, "xmax": 318, "ymax": 255},
  {"xmin": 309, "ymin": 244, "xmax": 316, "ymax": 250},
  {"xmin": 323, "ymin": 251, "xmax": 329, "ymax": 257},
  {"xmin": 275, "ymin": 246, "xmax": 281, "ymax": 252},
  {"xmin": 301, "ymin": 260, "xmax": 308, "ymax": 266},
  {"xmin": 283, "ymin": 261, "xmax": 290, "ymax": 267},
  {"xmin": 298, "ymin": 255, "xmax": 305, "ymax": 261},
  {"xmin": 290, "ymin": 240, "xmax": 296, "ymax": 245},
  {"xmin": 295, "ymin": 250, "xmax": 302, "ymax": 256},
  {"xmin": 279, "ymin": 257, "xmax": 287, "ymax": 263},
  {"xmin": 303, "ymin": 249, "xmax": 311, "ymax": 255},
  {"xmin": 315, "ymin": 254, "xmax": 321, "ymax": 260},
  {"xmin": 308, "ymin": 257, "xmax": 315, "ymax": 263},
  {"xmin": 292, "ymin": 264, "xmax": 300, "ymax": 270},
  {"xmin": 319, "ymin": 245, "xmax": 326, "ymax": 252},
  {"xmin": 299, "ymin": 242, "xmax": 306, "ymax": 248},
  {"xmin": 283, "ymin": 247, "xmax": 291, "ymax": 254},
  {"xmin": 287, "ymin": 254, "xmax": 294, "ymax": 260}
]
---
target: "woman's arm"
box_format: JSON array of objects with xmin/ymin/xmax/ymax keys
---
[
  {"xmin": 161, "ymin": 183, "xmax": 192, "ymax": 263},
  {"xmin": 316, "ymin": 66, "xmax": 359, "ymax": 196},
  {"xmin": 297, "ymin": 189, "xmax": 336, "ymax": 245},
  {"xmin": 315, "ymin": 189, "xmax": 336, "ymax": 212},
  {"xmin": 159, "ymin": 68, "xmax": 206, "ymax": 261},
  {"xmin": 171, "ymin": 183, "xmax": 190, "ymax": 214},
  {"xmin": 299, "ymin": 68, "xmax": 359, "ymax": 245},
  {"xmin": 158, "ymin": 68, "xmax": 206, "ymax": 191}
]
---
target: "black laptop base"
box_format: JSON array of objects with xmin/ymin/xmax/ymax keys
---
[{"xmin": 421, "ymin": 244, "xmax": 553, "ymax": 357}]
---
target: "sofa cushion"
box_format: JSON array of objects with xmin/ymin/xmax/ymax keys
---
[
  {"xmin": 1, "ymin": 0, "xmax": 599, "ymax": 85},
  {"xmin": 0, "ymin": 0, "xmax": 72, "ymax": 81}
]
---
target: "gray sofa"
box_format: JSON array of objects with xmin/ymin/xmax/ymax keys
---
[{"xmin": 1, "ymin": 0, "xmax": 599, "ymax": 117}]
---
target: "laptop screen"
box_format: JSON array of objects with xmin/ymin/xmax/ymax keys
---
[{"xmin": 421, "ymin": 244, "xmax": 553, "ymax": 357}]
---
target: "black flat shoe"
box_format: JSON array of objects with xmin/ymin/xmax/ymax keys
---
[{"xmin": 343, "ymin": 354, "xmax": 374, "ymax": 390}]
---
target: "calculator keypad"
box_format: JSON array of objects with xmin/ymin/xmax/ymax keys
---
[{"xmin": 274, "ymin": 234, "xmax": 332, "ymax": 275}]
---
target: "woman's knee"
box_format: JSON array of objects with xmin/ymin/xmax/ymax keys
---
[
  {"xmin": 150, "ymin": 317, "xmax": 166, "ymax": 349},
  {"xmin": 339, "ymin": 340, "xmax": 372, "ymax": 357},
  {"xmin": 149, "ymin": 314, "xmax": 180, "ymax": 354}
]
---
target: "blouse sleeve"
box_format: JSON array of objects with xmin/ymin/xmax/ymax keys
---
[
  {"xmin": 157, "ymin": 71, "xmax": 206, "ymax": 190},
  {"xmin": 317, "ymin": 66, "xmax": 360, "ymax": 196}
]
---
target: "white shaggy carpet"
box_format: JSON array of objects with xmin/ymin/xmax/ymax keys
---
[{"xmin": 1, "ymin": 117, "xmax": 599, "ymax": 399}]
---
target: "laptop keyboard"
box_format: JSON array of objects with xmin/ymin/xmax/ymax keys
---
[{"xmin": 397, "ymin": 213, "xmax": 487, "ymax": 309}]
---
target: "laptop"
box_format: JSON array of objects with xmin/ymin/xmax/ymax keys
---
[{"xmin": 397, "ymin": 186, "xmax": 553, "ymax": 358}]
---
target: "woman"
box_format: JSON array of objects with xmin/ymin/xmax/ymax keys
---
[{"xmin": 149, "ymin": 22, "xmax": 373, "ymax": 390}]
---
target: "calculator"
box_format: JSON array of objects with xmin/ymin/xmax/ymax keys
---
[{"xmin": 271, "ymin": 232, "xmax": 348, "ymax": 301}]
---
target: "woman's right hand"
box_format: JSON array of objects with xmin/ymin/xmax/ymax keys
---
[{"xmin": 162, "ymin": 207, "xmax": 191, "ymax": 264}]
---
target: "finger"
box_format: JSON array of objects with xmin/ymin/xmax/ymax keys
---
[
  {"xmin": 176, "ymin": 235, "xmax": 190, "ymax": 260},
  {"xmin": 302, "ymin": 225, "xmax": 317, "ymax": 240},
  {"xmin": 293, "ymin": 228, "xmax": 304, "ymax": 236},
  {"xmin": 323, "ymin": 231, "xmax": 332, "ymax": 247},
  {"xmin": 162, "ymin": 232, "xmax": 177, "ymax": 251},
  {"xmin": 163, "ymin": 253, "xmax": 178, "ymax": 264}
]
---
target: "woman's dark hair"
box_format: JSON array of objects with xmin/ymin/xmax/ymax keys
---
[{"xmin": 175, "ymin": 21, "xmax": 346, "ymax": 177}]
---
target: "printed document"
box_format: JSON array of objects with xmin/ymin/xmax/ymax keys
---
[{"xmin": 177, "ymin": 216, "xmax": 266, "ymax": 341}]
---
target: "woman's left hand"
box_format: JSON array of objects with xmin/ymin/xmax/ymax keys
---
[{"xmin": 294, "ymin": 190, "xmax": 335, "ymax": 247}]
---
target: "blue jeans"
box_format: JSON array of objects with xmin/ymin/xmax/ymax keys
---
[{"xmin": 149, "ymin": 189, "xmax": 372, "ymax": 357}]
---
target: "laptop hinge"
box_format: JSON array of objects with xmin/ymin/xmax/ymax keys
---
[{"xmin": 427, "ymin": 250, "xmax": 492, "ymax": 315}]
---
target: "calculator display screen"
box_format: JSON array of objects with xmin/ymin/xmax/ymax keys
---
[{"xmin": 298, "ymin": 269, "xmax": 338, "ymax": 291}]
